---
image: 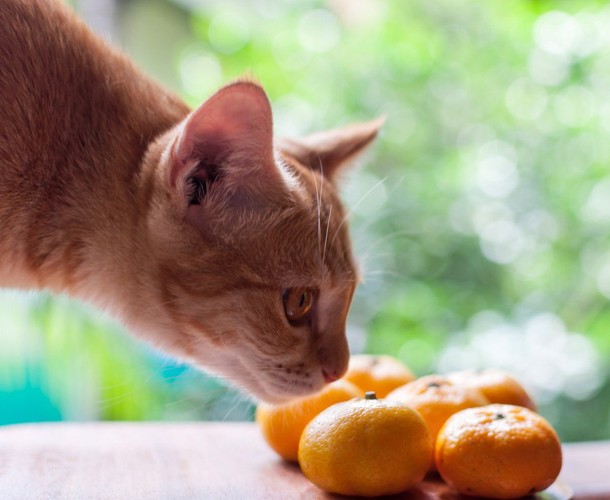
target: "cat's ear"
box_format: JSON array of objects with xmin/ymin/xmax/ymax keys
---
[
  {"xmin": 278, "ymin": 117, "xmax": 384, "ymax": 181},
  {"xmin": 168, "ymin": 81, "xmax": 280, "ymax": 207}
]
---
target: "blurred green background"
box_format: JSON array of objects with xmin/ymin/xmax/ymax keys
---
[{"xmin": 2, "ymin": 0, "xmax": 609, "ymax": 442}]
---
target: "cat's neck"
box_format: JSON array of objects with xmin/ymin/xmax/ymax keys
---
[{"xmin": 0, "ymin": 0, "xmax": 189, "ymax": 310}]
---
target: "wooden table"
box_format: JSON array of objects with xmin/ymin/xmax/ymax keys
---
[{"xmin": 0, "ymin": 422, "xmax": 607, "ymax": 499}]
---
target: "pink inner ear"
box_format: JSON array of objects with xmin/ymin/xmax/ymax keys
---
[
  {"xmin": 277, "ymin": 117, "xmax": 384, "ymax": 181},
  {"xmin": 170, "ymin": 82, "xmax": 276, "ymax": 187}
]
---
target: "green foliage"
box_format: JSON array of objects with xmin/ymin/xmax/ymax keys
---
[{"xmin": 2, "ymin": 0, "xmax": 609, "ymax": 441}]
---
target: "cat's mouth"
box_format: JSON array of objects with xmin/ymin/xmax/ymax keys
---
[
  {"xmin": 253, "ymin": 380, "xmax": 321, "ymax": 404},
  {"xmin": 188, "ymin": 343, "xmax": 322, "ymax": 404},
  {"xmin": 258, "ymin": 372, "xmax": 321, "ymax": 403},
  {"xmin": 237, "ymin": 357, "xmax": 325, "ymax": 404}
]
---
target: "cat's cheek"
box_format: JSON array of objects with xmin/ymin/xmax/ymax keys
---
[
  {"xmin": 189, "ymin": 348, "xmax": 288, "ymax": 403},
  {"xmin": 183, "ymin": 204, "xmax": 209, "ymax": 237}
]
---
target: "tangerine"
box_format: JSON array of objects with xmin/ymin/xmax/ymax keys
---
[
  {"xmin": 343, "ymin": 354, "xmax": 415, "ymax": 398},
  {"xmin": 435, "ymin": 404, "xmax": 562, "ymax": 498},
  {"xmin": 255, "ymin": 379, "xmax": 362, "ymax": 461},
  {"xmin": 386, "ymin": 374, "xmax": 488, "ymax": 446},
  {"xmin": 447, "ymin": 368, "xmax": 536, "ymax": 410},
  {"xmin": 299, "ymin": 392, "xmax": 433, "ymax": 497}
]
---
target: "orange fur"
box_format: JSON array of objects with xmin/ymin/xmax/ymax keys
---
[{"xmin": 0, "ymin": 0, "xmax": 381, "ymax": 402}]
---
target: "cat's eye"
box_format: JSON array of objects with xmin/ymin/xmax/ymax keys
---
[{"xmin": 283, "ymin": 287, "xmax": 316, "ymax": 325}]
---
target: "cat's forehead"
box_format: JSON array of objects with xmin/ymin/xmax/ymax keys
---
[
  {"xmin": 240, "ymin": 202, "xmax": 352, "ymax": 276},
  {"xmin": 280, "ymin": 155, "xmax": 347, "ymax": 216},
  {"xmin": 211, "ymin": 185, "xmax": 354, "ymax": 286}
]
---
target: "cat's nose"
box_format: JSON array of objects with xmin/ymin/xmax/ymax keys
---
[
  {"xmin": 316, "ymin": 323, "xmax": 350, "ymax": 385},
  {"xmin": 322, "ymin": 368, "xmax": 340, "ymax": 383},
  {"xmin": 320, "ymin": 355, "xmax": 348, "ymax": 384}
]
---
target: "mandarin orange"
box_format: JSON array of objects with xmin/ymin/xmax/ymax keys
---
[
  {"xmin": 255, "ymin": 379, "xmax": 362, "ymax": 461},
  {"xmin": 299, "ymin": 392, "xmax": 433, "ymax": 497},
  {"xmin": 343, "ymin": 354, "xmax": 415, "ymax": 398},
  {"xmin": 386, "ymin": 374, "xmax": 488, "ymax": 446},
  {"xmin": 447, "ymin": 368, "xmax": 536, "ymax": 410},
  {"xmin": 435, "ymin": 404, "xmax": 562, "ymax": 498}
]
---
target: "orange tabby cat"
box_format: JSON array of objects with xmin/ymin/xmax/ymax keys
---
[{"xmin": 0, "ymin": 0, "xmax": 381, "ymax": 403}]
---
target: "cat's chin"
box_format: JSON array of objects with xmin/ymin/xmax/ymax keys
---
[
  {"xmin": 191, "ymin": 355, "xmax": 324, "ymax": 404},
  {"xmin": 248, "ymin": 366, "xmax": 330, "ymax": 404},
  {"xmin": 234, "ymin": 369, "xmax": 326, "ymax": 404},
  {"xmin": 251, "ymin": 383, "xmax": 325, "ymax": 405},
  {"xmin": 183, "ymin": 339, "xmax": 329, "ymax": 403},
  {"xmin": 249, "ymin": 387, "xmax": 322, "ymax": 405},
  {"xmin": 249, "ymin": 370, "xmax": 330, "ymax": 404}
]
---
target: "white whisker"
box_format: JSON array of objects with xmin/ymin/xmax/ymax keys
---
[
  {"xmin": 330, "ymin": 175, "xmax": 388, "ymax": 251},
  {"xmin": 311, "ymin": 168, "xmax": 322, "ymax": 256},
  {"xmin": 322, "ymin": 204, "xmax": 333, "ymax": 266},
  {"xmin": 221, "ymin": 392, "xmax": 247, "ymax": 421},
  {"xmin": 358, "ymin": 228, "xmax": 414, "ymax": 259},
  {"xmin": 317, "ymin": 156, "xmax": 330, "ymax": 267}
]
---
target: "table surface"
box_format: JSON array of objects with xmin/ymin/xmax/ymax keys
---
[{"xmin": 0, "ymin": 422, "xmax": 607, "ymax": 500}]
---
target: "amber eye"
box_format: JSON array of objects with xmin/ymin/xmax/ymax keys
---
[{"xmin": 283, "ymin": 287, "xmax": 316, "ymax": 324}]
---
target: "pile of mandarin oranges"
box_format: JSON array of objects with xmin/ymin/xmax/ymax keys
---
[{"xmin": 256, "ymin": 355, "xmax": 562, "ymax": 498}]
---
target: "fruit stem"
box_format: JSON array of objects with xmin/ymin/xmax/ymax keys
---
[{"xmin": 365, "ymin": 391, "xmax": 377, "ymax": 400}]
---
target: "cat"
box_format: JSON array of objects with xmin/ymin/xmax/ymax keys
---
[{"xmin": 0, "ymin": 0, "xmax": 381, "ymax": 403}]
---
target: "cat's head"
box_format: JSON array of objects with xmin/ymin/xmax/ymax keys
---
[{"xmin": 137, "ymin": 81, "xmax": 381, "ymax": 403}]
